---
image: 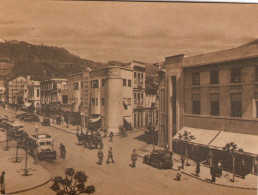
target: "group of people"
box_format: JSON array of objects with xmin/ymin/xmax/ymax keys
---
[{"xmin": 97, "ymin": 147, "xmax": 138, "ymax": 168}]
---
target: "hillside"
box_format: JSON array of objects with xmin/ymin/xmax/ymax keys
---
[{"xmin": 0, "ymin": 40, "xmax": 105, "ymax": 81}]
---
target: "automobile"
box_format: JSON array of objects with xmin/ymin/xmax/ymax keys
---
[
  {"xmin": 15, "ymin": 112, "xmax": 30, "ymax": 119},
  {"xmin": 143, "ymin": 149, "xmax": 173, "ymax": 169},
  {"xmin": 42, "ymin": 117, "xmax": 50, "ymax": 126},
  {"xmin": 22, "ymin": 114, "xmax": 40, "ymax": 122},
  {"xmin": 20, "ymin": 113, "xmax": 35, "ymax": 120},
  {"xmin": 0, "ymin": 115, "xmax": 9, "ymax": 130}
]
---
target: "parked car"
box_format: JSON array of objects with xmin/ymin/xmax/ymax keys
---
[
  {"xmin": 22, "ymin": 114, "xmax": 40, "ymax": 122},
  {"xmin": 42, "ymin": 117, "xmax": 50, "ymax": 126},
  {"xmin": 15, "ymin": 112, "xmax": 30, "ymax": 119},
  {"xmin": 143, "ymin": 149, "xmax": 173, "ymax": 169}
]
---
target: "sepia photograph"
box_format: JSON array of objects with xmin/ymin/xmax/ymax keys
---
[{"xmin": 0, "ymin": 0, "xmax": 257, "ymax": 194}]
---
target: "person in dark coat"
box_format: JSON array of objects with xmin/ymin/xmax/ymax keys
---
[
  {"xmin": 181, "ymin": 156, "xmax": 185, "ymax": 169},
  {"xmin": 107, "ymin": 147, "xmax": 115, "ymax": 164},
  {"xmin": 240, "ymin": 159, "xmax": 246, "ymax": 179},
  {"xmin": 0, "ymin": 171, "xmax": 5, "ymax": 194},
  {"xmin": 60, "ymin": 143, "xmax": 66, "ymax": 159},
  {"xmin": 109, "ymin": 131, "xmax": 113, "ymax": 142},
  {"xmin": 131, "ymin": 149, "xmax": 138, "ymax": 168},
  {"xmin": 196, "ymin": 160, "xmax": 200, "ymax": 177},
  {"xmin": 98, "ymin": 148, "xmax": 104, "ymax": 165},
  {"xmin": 211, "ymin": 164, "xmax": 216, "ymax": 183}
]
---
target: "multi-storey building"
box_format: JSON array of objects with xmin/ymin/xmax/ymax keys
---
[
  {"xmin": 145, "ymin": 94, "xmax": 158, "ymax": 127},
  {"xmin": 40, "ymin": 78, "xmax": 68, "ymax": 112},
  {"xmin": 0, "ymin": 79, "xmax": 6, "ymax": 104},
  {"xmin": 131, "ymin": 61, "xmax": 146, "ymax": 128},
  {"xmin": 158, "ymin": 43, "xmax": 258, "ymax": 175},
  {"xmin": 8, "ymin": 76, "xmax": 28, "ymax": 104},
  {"xmin": 27, "ymin": 80, "xmax": 40, "ymax": 108}
]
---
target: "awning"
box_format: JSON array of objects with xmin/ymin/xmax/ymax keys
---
[
  {"xmin": 88, "ymin": 116, "xmax": 101, "ymax": 123},
  {"xmin": 24, "ymin": 102, "xmax": 32, "ymax": 108},
  {"xmin": 173, "ymin": 127, "xmax": 220, "ymax": 147},
  {"xmin": 123, "ymin": 116, "xmax": 132, "ymax": 123},
  {"xmin": 209, "ymin": 131, "xmax": 258, "ymax": 156}
]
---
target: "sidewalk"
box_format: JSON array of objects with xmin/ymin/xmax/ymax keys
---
[
  {"xmin": 137, "ymin": 144, "xmax": 257, "ymax": 190},
  {"xmin": 0, "ymin": 142, "xmax": 52, "ymax": 194}
]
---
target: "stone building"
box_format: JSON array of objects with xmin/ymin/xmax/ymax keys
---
[{"xmin": 158, "ymin": 43, "xmax": 258, "ymax": 174}]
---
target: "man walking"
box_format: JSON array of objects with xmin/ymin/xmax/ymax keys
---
[
  {"xmin": 181, "ymin": 156, "xmax": 185, "ymax": 169},
  {"xmin": 195, "ymin": 160, "xmax": 200, "ymax": 177},
  {"xmin": 0, "ymin": 171, "xmax": 5, "ymax": 194},
  {"xmin": 109, "ymin": 132, "xmax": 113, "ymax": 142},
  {"xmin": 241, "ymin": 159, "xmax": 246, "ymax": 179},
  {"xmin": 107, "ymin": 147, "xmax": 115, "ymax": 164},
  {"xmin": 98, "ymin": 148, "xmax": 104, "ymax": 165},
  {"xmin": 60, "ymin": 143, "xmax": 66, "ymax": 159},
  {"xmin": 131, "ymin": 149, "xmax": 138, "ymax": 168}
]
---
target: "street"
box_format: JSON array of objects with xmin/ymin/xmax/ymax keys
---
[{"xmin": 1, "ymin": 108, "xmax": 256, "ymax": 195}]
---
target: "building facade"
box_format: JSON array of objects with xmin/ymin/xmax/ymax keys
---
[
  {"xmin": 158, "ymin": 44, "xmax": 258, "ymax": 174},
  {"xmin": 8, "ymin": 76, "xmax": 28, "ymax": 104},
  {"xmin": 27, "ymin": 80, "xmax": 40, "ymax": 108},
  {"xmin": 40, "ymin": 78, "xmax": 68, "ymax": 114}
]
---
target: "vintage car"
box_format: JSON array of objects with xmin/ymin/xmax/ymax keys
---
[
  {"xmin": 41, "ymin": 117, "xmax": 50, "ymax": 126},
  {"xmin": 143, "ymin": 149, "xmax": 173, "ymax": 169},
  {"xmin": 19, "ymin": 113, "xmax": 35, "ymax": 120},
  {"xmin": 15, "ymin": 112, "xmax": 30, "ymax": 119},
  {"xmin": 22, "ymin": 114, "xmax": 40, "ymax": 122},
  {"xmin": 0, "ymin": 115, "xmax": 8, "ymax": 129}
]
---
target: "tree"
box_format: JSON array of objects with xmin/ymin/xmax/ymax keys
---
[
  {"xmin": 13, "ymin": 130, "xmax": 27, "ymax": 162},
  {"xmin": 51, "ymin": 168, "xmax": 95, "ymax": 195},
  {"xmin": 223, "ymin": 142, "xmax": 243, "ymax": 182},
  {"xmin": 178, "ymin": 130, "xmax": 195, "ymax": 166}
]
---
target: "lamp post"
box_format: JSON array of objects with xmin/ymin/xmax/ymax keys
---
[{"xmin": 34, "ymin": 125, "xmax": 38, "ymax": 165}]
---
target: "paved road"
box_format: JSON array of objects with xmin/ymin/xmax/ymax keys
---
[{"xmin": 1, "ymin": 109, "xmax": 256, "ymax": 195}]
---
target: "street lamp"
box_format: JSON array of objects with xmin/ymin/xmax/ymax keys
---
[{"xmin": 34, "ymin": 125, "xmax": 39, "ymax": 165}]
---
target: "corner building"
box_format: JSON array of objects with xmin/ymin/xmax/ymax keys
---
[{"xmin": 158, "ymin": 43, "xmax": 258, "ymax": 175}]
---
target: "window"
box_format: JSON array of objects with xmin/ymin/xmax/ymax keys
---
[
  {"xmin": 62, "ymin": 96, "xmax": 68, "ymax": 104},
  {"xmin": 37, "ymin": 89, "xmax": 40, "ymax": 97},
  {"xmin": 91, "ymin": 98, "xmax": 95, "ymax": 105},
  {"xmin": 134, "ymin": 114, "xmax": 137, "ymax": 128},
  {"xmin": 73, "ymin": 83, "xmax": 79, "ymax": 90},
  {"xmin": 210, "ymin": 93, "xmax": 219, "ymax": 116},
  {"xmin": 192, "ymin": 94, "xmax": 201, "ymax": 114},
  {"xmin": 231, "ymin": 93, "xmax": 242, "ymax": 117},
  {"xmin": 231, "ymin": 68, "xmax": 241, "ymax": 83},
  {"xmin": 192, "ymin": 72, "xmax": 200, "ymax": 85},
  {"xmin": 101, "ymin": 98, "xmax": 104, "ymax": 106},
  {"xmin": 53, "ymin": 83, "xmax": 57, "ymax": 90},
  {"xmin": 81, "ymin": 82, "xmax": 83, "ymax": 89},
  {"xmin": 141, "ymin": 73, "xmax": 143, "ymax": 79},
  {"xmin": 134, "ymin": 72, "xmax": 137, "ymax": 83},
  {"xmin": 95, "ymin": 98, "xmax": 98, "ymax": 106},
  {"xmin": 91, "ymin": 80, "xmax": 99, "ymax": 88},
  {"xmin": 138, "ymin": 93, "xmax": 140, "ymax": 104},
  {"xmin": 210, "ymin": 70, "xmax": 219, "ymax": 84},
  {"xmin": 123, "ymin": 79, "xmax": 127, "ymax": 86},
  {"xmin": 141, "ymin": 93, "xmax": 143, "ymax": 104},
  {"xmin": 123, "ymin": 102, "xmax": 128, "ymax": 110},
  {"xmin": 102, "ymin": 79, "xmax": 105, "ymax": 87},
  {"xmin": 128, "ymin": 80, "xmax": 131, "ymax": 87},
  {"xmin": 134, "ymin": 93, "xmax": 137, "ymax": 104},
  {"xmin": 138, "ymin": 73, "xmax": 141, "ymax": 83}
]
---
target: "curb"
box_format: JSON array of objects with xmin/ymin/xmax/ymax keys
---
[
  {"xmin": 8, "ymin": 176, "xmax": 52, "ymax": 194},
  {"xmin": 181, "ymin": 170, "xmax": 257, "ymax": 190}
]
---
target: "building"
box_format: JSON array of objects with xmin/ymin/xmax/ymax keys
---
[
  {"xmin": 27, "ymin": 80, "xmax": 40, "ymax": 108},
  {"xmin": 158, "ymin": 43, "xmax": 258, "ymax": 174},
  {"xmin": 8, "ymin": 76, "xmax": 28, "ymax": 104},
  {"xmin": 145, "ymin": 94, "xmax": 158, "ymax": 127},
  {"xmin": 131, "ymin": 61, "xmax": 146, "ymax": 129},
  {"xmin": 40, "ymin": 78, "xmax": 68, "ymax": 114},
  {"xmin": 0, "ymin": 79, "xmax": 6, "ymax": 104}
]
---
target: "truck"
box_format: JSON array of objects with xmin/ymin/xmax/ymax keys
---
[{"xmin": 28, "ymin": 134, "xmax": 57, "ymax": 160}]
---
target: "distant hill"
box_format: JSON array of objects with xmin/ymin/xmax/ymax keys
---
[
  {"xmin": 0, "ymin": 40, "xmax": 106, "ymax": 81},
  {"xmin": 0, "ymin": 39, "xmax": 158, "ymax": 94}
]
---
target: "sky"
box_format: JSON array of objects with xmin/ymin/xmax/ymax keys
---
[{"xmin": 0, "ymin": 1, "xmax": 258, "ymax": 63}]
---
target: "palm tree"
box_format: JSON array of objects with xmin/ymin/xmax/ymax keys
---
[
  {"xmin": 51, "ymin": 168, "xmax": 95, "ymax": 195},
  {"xmin": 223, "ymin": 142, "xmax": 243, "ymax": 182},
  {"xmin": 178, "ymin": 130, "xmax": 195, "ymax": 166}
]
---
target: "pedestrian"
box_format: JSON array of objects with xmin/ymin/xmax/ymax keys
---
[
  {"xmin": 181, "ymin": 156, "xmax": 185, "ymax": 169},
  {"xmin": 241, "ymin": 159, "xmax": 246, "ymax": 179},
  {"xmin": 109, "ymin": 131, "xmax": 113, "ymax": 142},
  {"xmin": 131, "ymin": 149, "xmax": 138, "ymax": 168},
  {"xmin": 98, "ymin": 148, "xmax": 104, "ymax": 165},
  {"xmin": 211, "ymin": 164, "xmax": 216, "ymax": 183},
  {"xmin": 217, "ymin": 160, "xmax": 222, "ymax": 177},
  {"xmin": 195, "ymin": 160, "xmax": 200, "ymax": 177},
  {"xmin": 0, "ymin": 171, "xmax": 5, "ymax": 195},
  {"xmin": 106, "ymin": 147, "xmax": 115, "ymax": 164},
  {"xmin": 60, "ymin": 143, "xmax": 66, "ymax": 159}
]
